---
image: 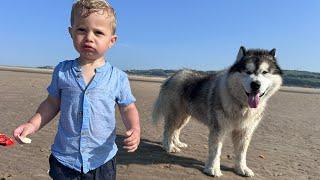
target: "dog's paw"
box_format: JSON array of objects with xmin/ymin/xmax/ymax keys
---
[
  {"xmin": 163, "ymin": 144, "xmax": 181, "ymax": 153},
  {"xmin": 235, "ymin": 166, "xmax": 254, "ymax": 177},
  {"xmin": 175, "ymin": 141, "xmax": 188, "ymax": 148},
  {"xmin": 203, "ymin": 167, "xmax": 223, "ymax": 177},
  {"xmin": 168, "ymin": 145, "xmax": 181, "ymax": 153}
]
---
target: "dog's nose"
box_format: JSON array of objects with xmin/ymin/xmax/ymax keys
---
[{"xmin": 251, "ymin": 81, "xmax": 261, "ymax": 92}]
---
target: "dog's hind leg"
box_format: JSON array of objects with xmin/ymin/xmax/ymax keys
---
[
  {"xmin": 172, "ymin": 116, "xmax": 191, "ymax": 148},
  {"xmin": 162, "ymin": 119, "xmax": 180, "ymax": 153},
  {"xmin": 162, "ymin": 114, "xmax": 188, "ymax": 153}
]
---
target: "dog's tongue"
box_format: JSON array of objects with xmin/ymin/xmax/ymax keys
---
[{"xmin": 248, "ymin": 93, "xmax": 260, "ymax": 108}]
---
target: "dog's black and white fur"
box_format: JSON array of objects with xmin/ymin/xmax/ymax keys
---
[{"xmin": 152, "ymin": 46, "xmax": 283, "ymax": 177}]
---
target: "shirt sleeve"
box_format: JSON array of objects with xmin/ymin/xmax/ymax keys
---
[
  {"xmin": 47, "ymin": 63, "xmax": 61, "ymax": 99},
  {"xmin": 116, "ymin": 73, "xmax": 136, "ymax": 106}
]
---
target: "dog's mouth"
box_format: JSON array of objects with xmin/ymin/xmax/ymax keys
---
[{"xmin": 245, "ymin": 91, "xmax": 266, "ymax": 108}]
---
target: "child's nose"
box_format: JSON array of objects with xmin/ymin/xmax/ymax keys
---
[{"xmin": 85, "ymin": 32, "xmax": 94, "ymax": 42}]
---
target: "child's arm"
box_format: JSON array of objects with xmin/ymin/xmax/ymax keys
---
[
  {"xmin": 119, "ymin": 103, "xmax": 140, "ymax": 152},
  {"xmin": 13, "ymin": 95, "xmax": 60, "ymax": 142}
]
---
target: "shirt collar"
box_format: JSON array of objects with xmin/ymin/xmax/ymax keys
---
[
  {"xmin": 95, "ymin": 61, "xmax": 111, "ymax": 73},
  {"xmin": 72, "ymin": 58, "xmax": 111, "ymax": 73},
  {"xmin": 72, "ymin": 59, "xmax": 81, "ymax": 72}
]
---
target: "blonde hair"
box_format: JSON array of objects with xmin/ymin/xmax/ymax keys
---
[{"xmin": 71, "ymin": 0, "xmax": 116, "ymax": 35}]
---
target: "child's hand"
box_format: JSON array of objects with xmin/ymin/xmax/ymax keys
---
[
  {"xmin": 123, "ymin": 128, "xmax": 140, "ymax": 152},
  {"xmin": 13, "ymin": 123, "xmax": 36, "ymax": 144}
]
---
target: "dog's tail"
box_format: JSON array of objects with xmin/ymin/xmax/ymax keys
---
[{"xmin": 152, "ymin": 94, "xmax": 163, "ymax": 125}]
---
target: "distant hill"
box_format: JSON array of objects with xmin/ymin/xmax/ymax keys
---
[
  {"xmin": 37, "ymin": 66, "xmax": 55, "ymax": 69},
  {"xmin": 282, "ymin": 70, "xmax": 320, "ymax": 88},
  {"xmin": 126, "ymin": 69, "xmax": 320, "ymax": 89},
  {"xmin": 35, "ymin": 66, "xmax": 320, "ymax": 88}
]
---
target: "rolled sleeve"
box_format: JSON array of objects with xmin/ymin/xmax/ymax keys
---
[
  {"xmin": 47, "ymin": 63, "xmax": 61, "ymax": 99},
  {"xmin": 116, "ymin": 74, "xmax": 136, "ymax": 106}
]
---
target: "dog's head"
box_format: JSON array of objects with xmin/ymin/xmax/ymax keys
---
[{"xmin": 228, "ymin": 46, "xmax": 283, "ymax": 108}]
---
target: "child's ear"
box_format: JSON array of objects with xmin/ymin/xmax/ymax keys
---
[
  {"xmin": 68, "ymin": 27, "xmax": 73, "ymax": 38},
  {"xmin": 108, "ymin": 35, "xmax": 117, "ymax": 48}
]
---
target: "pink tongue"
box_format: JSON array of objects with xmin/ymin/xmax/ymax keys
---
[{"xmin": 248, "ymin": 93, "xmax": 260, "ymax": 108}]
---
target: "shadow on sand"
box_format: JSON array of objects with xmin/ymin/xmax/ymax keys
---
[{"xmin": 116, "ymin": 135, "xmax": 234, "ymax": 175}]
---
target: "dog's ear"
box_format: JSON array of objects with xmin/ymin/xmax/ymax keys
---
[
  {"xmin": 236, "ymin": 46, "xmax": 246, "ymax": 62},
  {"xmin": 269, "ymin": 48, "xmax": 276, "ymax": 57}
]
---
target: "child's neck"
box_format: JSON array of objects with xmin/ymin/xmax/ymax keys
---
[
  {"xmin": 78, "ymin": 57, "xmax": 106, "ymax": 69},
  {"xmin": 77, "ymin": 57, "xmax": 106, "ymax": 85}
]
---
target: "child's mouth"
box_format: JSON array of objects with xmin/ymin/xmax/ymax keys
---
[{"xmin": 82, "ymin": 45, "xmax": 95, "ymax": 51}]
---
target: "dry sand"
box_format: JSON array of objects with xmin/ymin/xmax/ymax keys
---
[{"xmin": 0, "ymin": 70, "xmax": 319, "ymax": 180}]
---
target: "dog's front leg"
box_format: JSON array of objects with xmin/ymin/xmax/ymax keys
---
[
  {"xmin": 232, "ymin": 129, "xmax": 255, "ymax": 177},
  {"xmin": 203, "ymin": 130, "xmax": 225, "ymax": 177}
]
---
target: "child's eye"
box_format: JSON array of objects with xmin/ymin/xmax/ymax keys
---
[
  {"xmin": 76, "ymin": 28, "xmax": 86, "ymax": 32},
  {"xmin": 95, "ymin": 31, "xmax": 104, "ymax": 35}
]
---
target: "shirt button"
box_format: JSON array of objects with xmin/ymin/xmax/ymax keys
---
[
  {"xmin": 78, "ymin": 111, "xmax": 83, "ymax": 116},
  {"xmin": 81, "ymin": 131, "xmax": 89, "ymax": 136}
]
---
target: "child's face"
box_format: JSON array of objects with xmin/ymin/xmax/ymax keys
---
[{"xmin": 69, "ymin": 10, "xmax": 117, "ymax": 62}]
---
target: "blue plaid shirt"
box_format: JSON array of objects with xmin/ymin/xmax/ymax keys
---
[{"xmin": 47, "ymin": 59, "xmax": 135, "ymax": 173}]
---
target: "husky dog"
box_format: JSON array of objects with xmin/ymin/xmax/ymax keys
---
[{"xmin": 152, "ymin": 46, "xmax": 283, "ymax": 177}]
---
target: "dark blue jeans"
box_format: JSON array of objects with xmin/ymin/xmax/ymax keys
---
[{"xmin": 49, "ymin": 154, "xmax": 116, "ymax": 180}]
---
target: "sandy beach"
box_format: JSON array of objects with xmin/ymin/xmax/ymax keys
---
[{"xmin": 0, "ymin": 70, "xmax": 319, "ymax": 180}]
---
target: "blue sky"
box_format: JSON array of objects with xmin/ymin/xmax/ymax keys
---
[{"xmin": 1, "ymin": 0, "xmax": 320, "ymax": 72}]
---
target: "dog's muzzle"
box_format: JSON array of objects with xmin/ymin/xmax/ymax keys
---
[{"xmin": 244, "ymin": 81, "xmax": 267, "ymax": 108}]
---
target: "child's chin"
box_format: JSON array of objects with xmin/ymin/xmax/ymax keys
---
[{"xmin": 80, "ymin": 54, "xmax": 100, "ymax": 61}]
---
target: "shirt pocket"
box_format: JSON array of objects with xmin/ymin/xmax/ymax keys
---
[{"xmin": 60, "ymin": 87, "xmax": 82, "ymax": 107}]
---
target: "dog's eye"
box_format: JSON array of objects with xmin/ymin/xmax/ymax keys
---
[
  {"xmin": 262, "ymin": 71, "xmax": 269, "ymax": 74},
  {"xmin": 246, "ymin": 71, "xmax": 253, "ymax": 75}
]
